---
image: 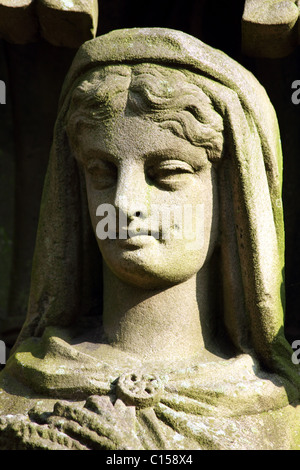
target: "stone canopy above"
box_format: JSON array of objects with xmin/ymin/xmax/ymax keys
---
[{"xmin": 0, "ymin": 0, "xmax": 98, "ymax": 47}]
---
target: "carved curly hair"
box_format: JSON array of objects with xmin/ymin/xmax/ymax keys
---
[{"xmin": 66, "ymin": 63, "xmax": 224, "ymax": 163}]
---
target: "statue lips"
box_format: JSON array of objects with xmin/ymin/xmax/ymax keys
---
[
  {"xmin": 116, "ymin": 226, "xmax": 160, "ymax": 248},
  {"xmin": 113, "ymin": 219, "xmax": 162, "ymax": 247}
]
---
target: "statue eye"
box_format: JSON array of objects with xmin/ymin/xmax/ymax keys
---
[
  {"xmin": 147, "ymin": 160, "xmax": 195, "ymax": 189},
  {"xmin": 85, "ymin": 159, "xmax": 117, "ymax": 189}
]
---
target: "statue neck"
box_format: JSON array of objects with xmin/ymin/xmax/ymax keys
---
[{"xmin": 102, "ymin": 263, "xmax": 214, "ymax": 362}]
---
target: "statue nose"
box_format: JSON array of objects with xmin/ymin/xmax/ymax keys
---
[
  {"xmin": 115, "ymin": 195, "xmax": 148, "ymax": 222},
  {"xmin": 114, "ymin": 168, "xmax": 149, "ymax": 220}
]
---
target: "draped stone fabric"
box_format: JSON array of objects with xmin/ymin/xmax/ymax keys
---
[{"xmin": 0, "ymin": 325, "xmax": 298, "ymax": 450}]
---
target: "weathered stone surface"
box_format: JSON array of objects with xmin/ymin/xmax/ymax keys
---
[
  {"xmin": 0, "ymin": 0, "xmax": 98, "ymax": 47},
  {"xmin": 37, "ymin": 0, "xmax": 98, "ymax": 48},
  {"xmin": 0, "ymin": 27, "xmax": 300, "ymax": 450},
  {"xmin": 0, "ymin": 343, "xmax": 300, "ymax": 449},
  {"xmin": 242, "ymin": 0, "xmax": 299, "ymax": 57}
]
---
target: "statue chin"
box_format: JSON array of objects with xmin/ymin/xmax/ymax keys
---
[{"xmin": 100, "ymin": 245, "xmax": 205, "ymax": 290}]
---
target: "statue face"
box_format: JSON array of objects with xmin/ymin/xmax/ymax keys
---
[{"xmin": 75, "ymin": 113, "xmax": 219, "ymax": 289}]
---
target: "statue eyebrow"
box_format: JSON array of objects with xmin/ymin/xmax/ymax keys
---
[
  {"xmin": 77, "ymin": 148, "xmax": 119, "ymax": 164},
  {"xmin": 143, "ymin": 147, "xmax": 209, "ymax": 169},
  {"xmin": 76, "ymin": 145, "xmax": 209, "ymax": 171}
]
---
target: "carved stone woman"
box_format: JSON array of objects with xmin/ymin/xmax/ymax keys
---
[{"xmin": 0, "ymin": 28, "xmax": 300, "ymax": 450}]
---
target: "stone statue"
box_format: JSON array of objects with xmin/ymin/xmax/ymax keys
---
[{"xmin": 0, "ymin": 27, "xmax": 300, "ymax": 450}]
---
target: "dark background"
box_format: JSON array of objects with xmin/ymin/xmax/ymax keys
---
[{"xmin": 0, "ymin": 0, "xmax": 299, "ymax": 351}]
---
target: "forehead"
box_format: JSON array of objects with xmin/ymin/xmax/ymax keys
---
[{"xmin": 73, "ymin": 113, "xmax": 208, "ymax": 166}]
